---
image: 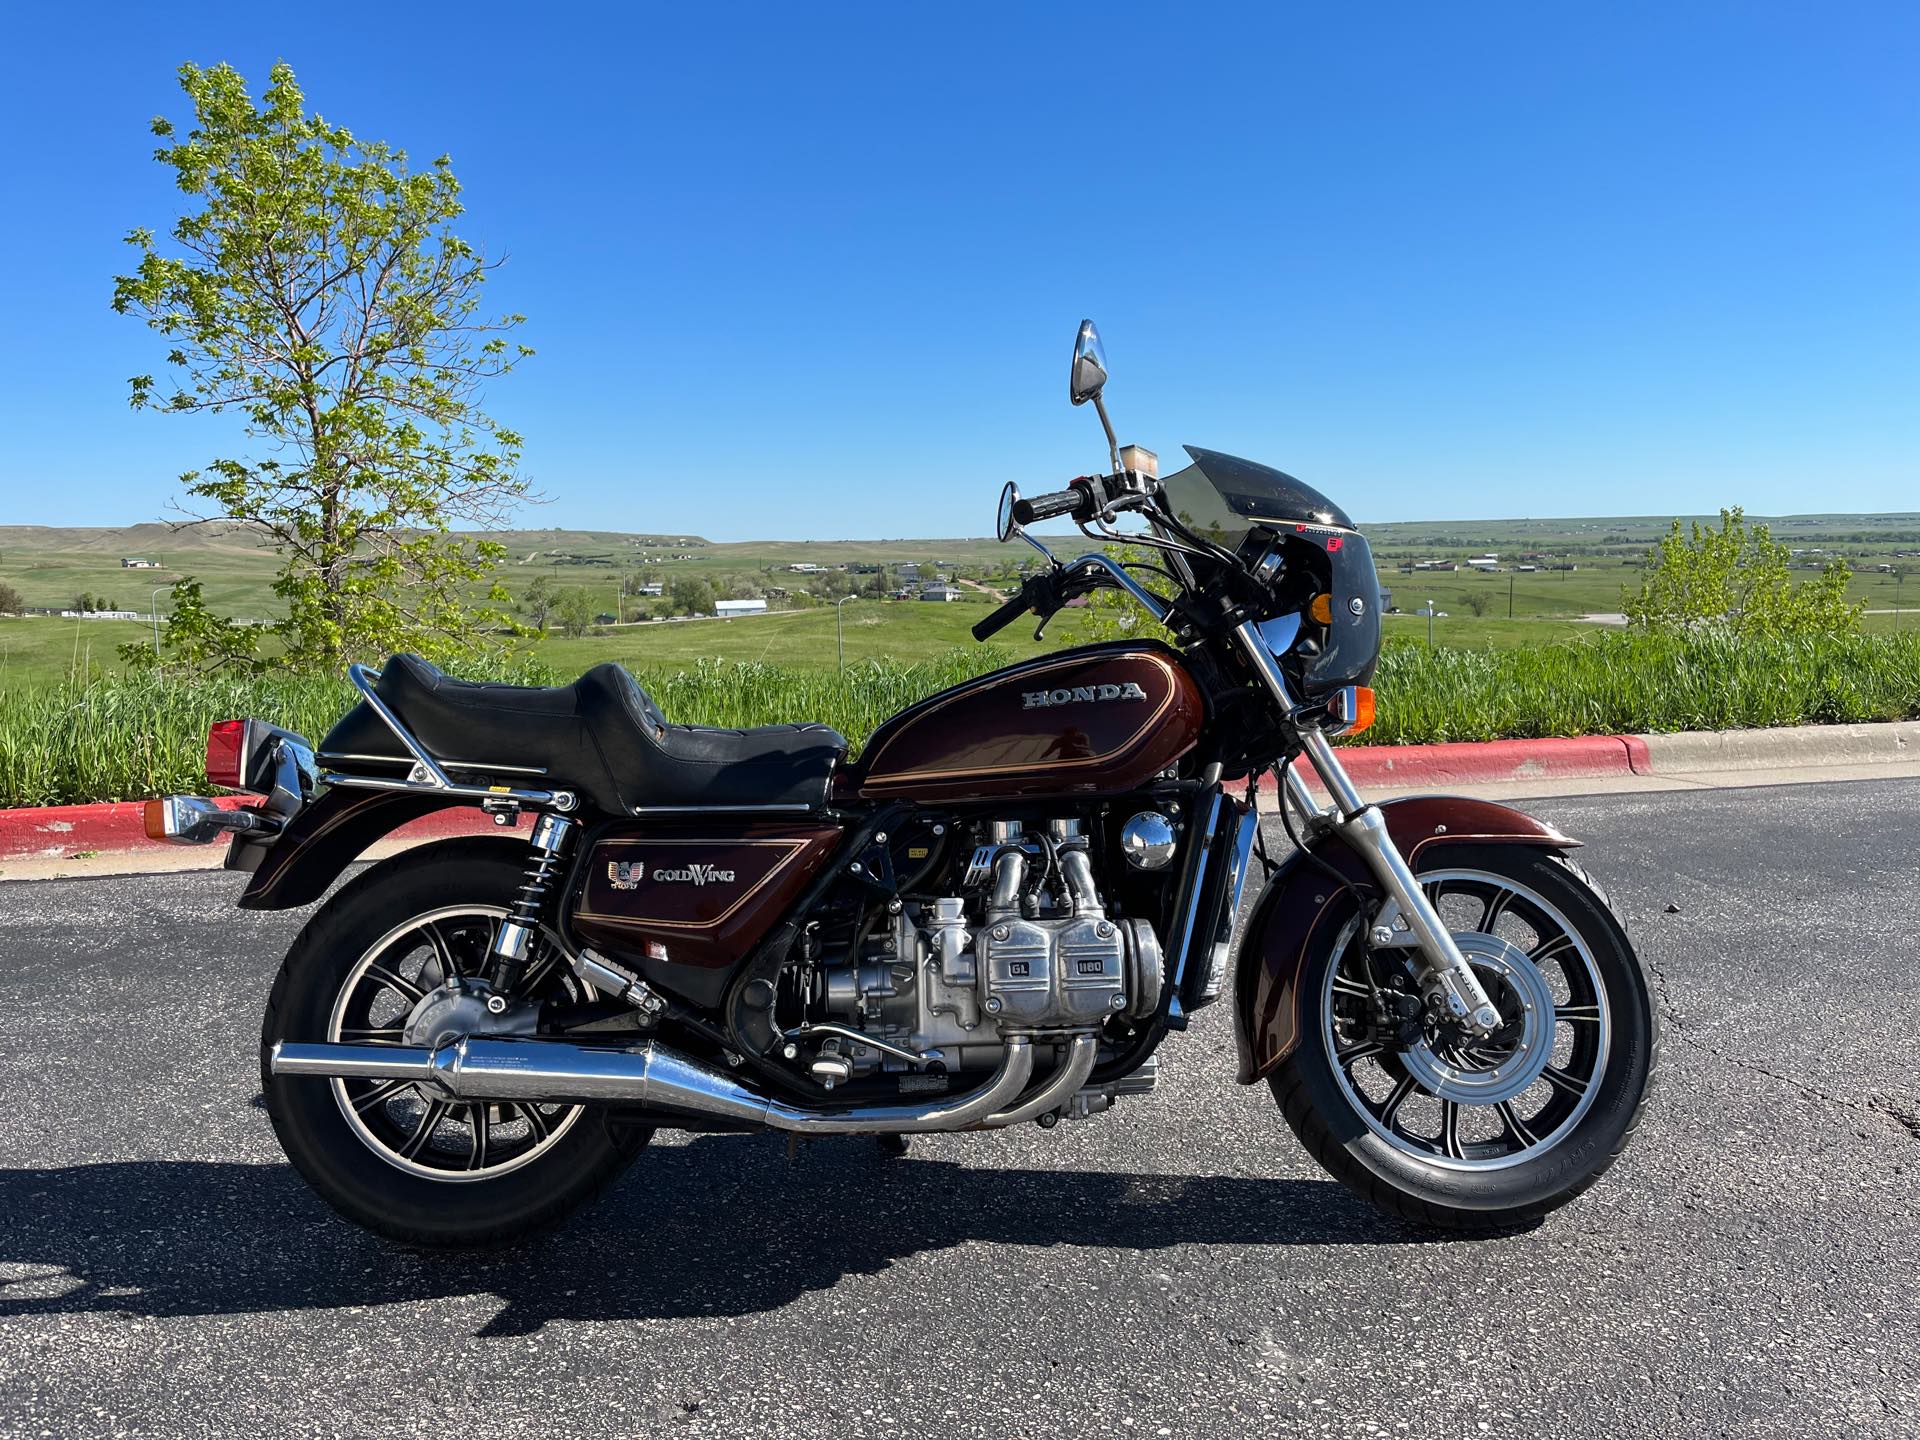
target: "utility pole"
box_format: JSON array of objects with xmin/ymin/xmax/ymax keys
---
[
  {"xmin": 837, "ymin": 594, "xmax": 858, "ymax": 672},
  {"xmin": 150, "ymin": 584, "xmax": 172, "ymax": 655},
  {"xmin": 1509, "ymin": 573, "xmax": 1515, "ymax": 620},
  {"xmin": 1427, "ymin": 600, "xmax": 1435, "ymax": 648}
]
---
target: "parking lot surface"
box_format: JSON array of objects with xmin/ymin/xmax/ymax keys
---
[{"xmin": 2, "ymin": 780, "xmax": 1916, "ymax": 1438}]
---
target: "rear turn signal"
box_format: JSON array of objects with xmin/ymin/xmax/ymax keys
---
[
  {"xmin": 1327, "ymin": 685, "xmax": 1375, "ymax": 737},
  {"xmin": 1308, "ymin": 593, "xmax": 1333, "ymax": 625}
]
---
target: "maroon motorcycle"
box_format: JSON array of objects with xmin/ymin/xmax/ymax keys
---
[{"xmin": 149, "ymin": 320, "xmax": 1656, "ymax": 1246}]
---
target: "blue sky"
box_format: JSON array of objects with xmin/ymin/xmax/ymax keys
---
[{"xmin": 1, "ymin": 2, "xmax": 1914, "ymax": 540}]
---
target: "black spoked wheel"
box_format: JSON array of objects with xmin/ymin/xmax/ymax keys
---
[
  {"xmin": 1271, "ymin": 846, "xmax": 1657, "ymax": 1230},
  {"xmin": 262, "ymin": 838, "xmax": 649, "ymax": 1249},
  {"xmin": 325, "ymin": 905, "xmax": 585, "ymax": 1182}
]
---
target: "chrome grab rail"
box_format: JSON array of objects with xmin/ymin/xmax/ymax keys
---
[{"xmin": 326, "ymin": 663, "xmax": 577, "ymax": 812}]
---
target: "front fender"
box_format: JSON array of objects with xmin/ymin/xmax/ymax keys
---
[
  {"xmin": 234, "ymin": 788, "xmax": 478, "ymax": 910},
  {"xmin": 1231, "ymin": 795, "xmax": 1580, "ymax": 1084}
]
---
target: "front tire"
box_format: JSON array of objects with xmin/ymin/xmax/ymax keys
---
[
  {"xmin": 261, "ymin": 837, "xmax": 649, "ymax": 1248},
  {"xmin": 1271, "ymin": 846, "xmax": 1657, "ymax": 1230}
]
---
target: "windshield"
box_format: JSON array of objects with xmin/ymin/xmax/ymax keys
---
[{"xmin": 1159, "ymin": 446, "xmax": 1357, "ymax": 548}]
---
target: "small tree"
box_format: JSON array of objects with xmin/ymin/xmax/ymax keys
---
[
  {"xmin": 552, "ymin": 590, "xmax": 596, "ymax": 639},
  {"xmin": 1463, "ymin": 591, "xmax": 1493, "ymax": 617},
  {"xmin": 1626, "ymin": 508, "xmax": 1862, "ymax": 636},
  {"xmin": 519, "ymin": 575, "xmax": 559, "ymax": 633},
  {"xmin": 669, "ymin": 577, "xmax": 715, "ymax": 617},
  {"xmin": 114, "ymin": 62, "xmax": 531, "ymax": 671},
  {"xmin": 0, "ymin": 580, "xmax": 23, "ymax": 616}
]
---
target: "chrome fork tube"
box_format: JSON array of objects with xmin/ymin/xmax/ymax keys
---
[{"xmin": 1235, "ymin": 622, "xmax": 1501, "ymax": 1034}]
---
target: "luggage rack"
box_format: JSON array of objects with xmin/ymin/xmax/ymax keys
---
[{"xmin": 316, "ymin": 664, "xmax": 579, "ymax": 813}]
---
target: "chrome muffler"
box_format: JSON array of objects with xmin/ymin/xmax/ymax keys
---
[{"xmin": 270, "ymin": 1035, "xmax": 1036, "ymax": 1135}]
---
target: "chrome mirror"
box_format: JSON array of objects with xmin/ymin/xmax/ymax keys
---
[
  {"xmin": 1070, "ymin": 319, "xmax": 1107, "ymax": 406},
  {"xmin": 996, "ymin": 481, "xmax": 1022, "ymax": 543}
]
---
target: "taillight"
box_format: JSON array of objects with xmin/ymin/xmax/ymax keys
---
[{"xmin": 206, "ymin": 719, "xmax": 248, "ymax": 790}]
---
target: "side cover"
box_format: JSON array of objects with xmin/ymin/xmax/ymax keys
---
[
  {"xmin": 565, "ymin": 820, "xmax": 843, "ymax": 1007},
  {"xmin": 1231, "ymin": 796, "xmax": 1580, "ymax": 1085}
]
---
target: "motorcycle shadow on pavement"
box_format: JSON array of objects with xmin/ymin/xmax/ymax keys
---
[{"xmin": 0, "ymin": 1135, "xmax": 1458, "ymax": 1335}]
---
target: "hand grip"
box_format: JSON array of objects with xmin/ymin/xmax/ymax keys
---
[
  {"xmin": 1012, "ymin": 485, "xmax": 1089, "ymax": 526},
  {"xmin": 972, "ymin": 590, "xmax": 1033, "ymax": 641}
]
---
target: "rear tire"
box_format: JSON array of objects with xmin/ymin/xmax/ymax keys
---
[
  {"xmin": 261, "ymin": 837, "xmax": 649, "ymax": 1249},
  {"xmin": 1270, "ymin": 847, "xmax": 1657, "ymax": 1231}
]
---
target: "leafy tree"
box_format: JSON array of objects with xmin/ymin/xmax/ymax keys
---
[
  {"xmin": 114, "ymin": 62, "xmax": 531, "ymax": 672},
  {"xmin": 519, "ymin": 575, "xmax": 559, "ymax": 633},
  {"xmin": 669, "ymin": 577, "xmax": 715, "ymax": 617},
  {"xmin": 554, "ymin": 589, "xmax": 595, "ymax": 639},
  {"xmin": 864, "ymin": 566, "xmax": 892, "ymax": 598},
  {"xmin": 1463, "ymin": 591, "xmax": 1493, "ymax": 617},
  {"xmin": 0, "ymin": 580, "xmax": 23, "ymax": 616},
  {"xmin": 1626, "ymin": 508, "xmax": 1862, "ymax": 636}
]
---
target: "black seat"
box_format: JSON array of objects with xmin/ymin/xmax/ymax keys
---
[{"xmin": 316, "ymin": 654, "xmax": 847, "ymax": 814}]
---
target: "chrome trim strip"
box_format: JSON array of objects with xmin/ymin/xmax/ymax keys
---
[
  {"xmin": 627, "ymin": 803, "xmax": 816, "ymax": 815},
  {"xmin": 318, "ymin": 751, "xmax": 550, "ymax": 777},
  {"xmin": 318, "ymin": 769, "xmax": 577, "ymax": 813}
]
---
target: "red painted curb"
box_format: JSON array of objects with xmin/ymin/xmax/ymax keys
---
[
  {"xmin": 0, "ymin": 797, "xmax": 498, "ymax": 861},
  {"xmin": 0, "ymin": 733, "xmax": 1655, "ymax": 861}
]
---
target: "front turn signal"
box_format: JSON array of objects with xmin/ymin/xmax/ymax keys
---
[
  {"xmin": 1327, "ymin": 685, "xmax": 1376, "ymax": 737},
  {"xmin": 1308, "ymin": 593, "xmax": 1333, "ymax": 624}
]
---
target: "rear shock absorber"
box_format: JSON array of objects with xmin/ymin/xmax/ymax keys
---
[{"xmin": 486, "ymin": 812, "xmax": 578, "ymax": 1003}]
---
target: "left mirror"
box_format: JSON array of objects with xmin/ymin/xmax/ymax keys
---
[
  {"xmin": 996, "ymin": 481, "xmax": 1021, "ymax": 542},
  {"xmin": 1070, "ymin": 319, "xmax": 1107, "ymax": 406}
]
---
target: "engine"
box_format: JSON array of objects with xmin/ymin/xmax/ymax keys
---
[{"xmin": 792, "ymin": 818, "xmax": 1164, "ymax": 1093}]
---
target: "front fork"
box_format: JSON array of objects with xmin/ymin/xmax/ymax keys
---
[{"xmin": 1235, "ymin": 623, "xmax": 1502, "ymax": 1035}]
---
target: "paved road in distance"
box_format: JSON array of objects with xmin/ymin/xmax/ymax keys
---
[{"xmin": 1, "ymin": 780, "xmax": 1916, "ymax": 1439}]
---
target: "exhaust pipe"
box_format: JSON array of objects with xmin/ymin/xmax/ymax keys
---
[
  {"xmin": 271, "ymin": 1035, "xmax": 1036, "ymax": 1135},
  {"xmin": 981, "ymin": 1032, "xmax": 1099, "ymax": 1128}
]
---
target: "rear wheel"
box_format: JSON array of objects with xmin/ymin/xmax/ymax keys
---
[
  {"xmin": 1271, "ymin": 846, "xmax": 1657, "ymax": 1230},
  {"xmin": 261, "ymin": 838, "xmax": 649, "ymax": 1248}
]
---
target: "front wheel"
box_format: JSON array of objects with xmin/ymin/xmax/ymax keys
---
[{"xmin": 1271, "ymin": 845, "xmax": 1658, "ymax": 1230}]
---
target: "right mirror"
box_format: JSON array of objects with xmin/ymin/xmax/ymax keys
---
[
  {"xmin": 1069, "ymin": 319, "xmax": 1107, "ymax": 406},
  {"xmin": 996, "ymin": 481, "xmax": 1021, "ymax": 542}
]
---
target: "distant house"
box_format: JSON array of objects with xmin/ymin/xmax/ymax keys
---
[
  {"xmin": 715, "ymin": 599, "xmax": 768, "ymax": 617},
  {"xmin": 920, "ymin": 584, "xmax": 962, "ymax": 602},
  {"xmin": 634, "ymin": 582, "xmax": 663, "ymax": 597},
  {"xmin": 121, "ymin": 558, "xmax": 160, "ymax": 569},
  {"xmin": 594, "ymin": 613, "xmax": 617, "ymax": 626}
]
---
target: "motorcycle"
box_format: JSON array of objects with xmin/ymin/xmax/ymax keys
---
[{"xmin": 148, "ymin": 320, "xmax": 1657, "ymax": 1246}]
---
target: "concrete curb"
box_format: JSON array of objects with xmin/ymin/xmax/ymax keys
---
[
  {"xmin": 1641, "ymin": 720, "xmax": 1918, "ymax": 774},
  {"xmin": 2, "ymin": 721, "xmax": 1916, "ymax": 866}
]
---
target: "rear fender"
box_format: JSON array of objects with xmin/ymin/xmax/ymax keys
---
[
  {"xmin": 1232, "ymin": 795, "xmax": 1580, "ymax": 1084},
  {"xmin": 233, "ymin": 788, "xmax": 478, "ymax": 910}
]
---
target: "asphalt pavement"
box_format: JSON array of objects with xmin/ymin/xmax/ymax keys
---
[{"xmin": 1, "ymin": 779, "xmax": 1917, "ymax": 1439}]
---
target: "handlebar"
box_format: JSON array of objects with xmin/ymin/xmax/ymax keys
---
[
  {"xmin": 971, "ymin": 588, "xmax": 1036, "ymax": 642},
  {"xmin": 1012, "ymin": 483, "xmax": 1094, "ymax": 526}
]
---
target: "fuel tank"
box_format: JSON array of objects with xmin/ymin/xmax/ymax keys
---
[{"xmin": 844, "ymin": 641, "xmax": 1206, "ymax": 804}]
